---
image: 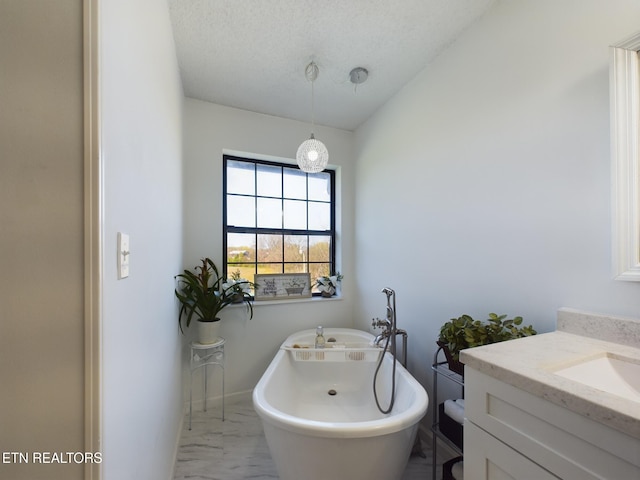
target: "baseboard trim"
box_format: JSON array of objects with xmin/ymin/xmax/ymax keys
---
[
  {"xmin": 169, "ymin": 411, "xmax": 184, "ymax": 480},
  {"xmin": 182, "ymin": 389, "xmax": 254, "ymax": 414}
]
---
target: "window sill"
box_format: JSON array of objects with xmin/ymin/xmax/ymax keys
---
[{"xmin": 233, "ymin": 295, "xmax": 343, "ymax": 308}]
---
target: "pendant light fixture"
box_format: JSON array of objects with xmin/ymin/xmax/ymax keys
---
[{"xmin": 297, "ymin": 61, "xmax": 329, "ymax": 173}]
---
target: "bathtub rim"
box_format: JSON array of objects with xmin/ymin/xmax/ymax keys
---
[
  {"xmin": 252, "ymin": 328, "xmax": 428, "ymax": 439},
  {"xmin": 278, "ymin": 327, "xmax": 377, "ymax": 347}
]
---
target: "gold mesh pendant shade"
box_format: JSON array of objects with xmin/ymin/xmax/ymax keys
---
[{"xmin": 297, "ymin": 61, "xmax": 328, "ymax": 173}]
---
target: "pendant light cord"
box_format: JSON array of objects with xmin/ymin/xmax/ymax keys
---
[
  {"xmin": 305, "ymin": 61, "xmax": 319, "ymax": 136},
  {"xmin": 311, "ymin": 78, "xmax": 315, "ymax": 135}
]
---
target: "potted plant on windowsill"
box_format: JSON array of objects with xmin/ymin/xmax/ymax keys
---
[
  {"xmin": 222, "ymin": 269, "xmax": 256, "ymax": 303},
  {"xmin": 175, "ymin": 258, "xmax": 253, "ymax": 344},
  {"xmin": 437, "ymin": 313, "xmax": 536, "ymax": 376},
  {"xmin": 314, "ymin": 272, "xmax": 343, "ymax": 297}
]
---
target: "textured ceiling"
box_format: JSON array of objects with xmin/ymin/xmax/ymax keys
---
[{"xmin": 168, "ymin": 0, "xmax": 495, "ymax": 131}]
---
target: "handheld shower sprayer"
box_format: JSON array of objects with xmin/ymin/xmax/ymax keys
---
[
  {"xmin": 373, "ymin": 287, "xmax": 398, "ymax": 414},
  {"xmin": 382, "ymin": 288, "xmax": 396, "ymax": 356}
]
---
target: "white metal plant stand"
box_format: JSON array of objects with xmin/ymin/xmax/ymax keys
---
[{"xmin": 189, "ymin": 338, "xmax": 225, "ymax": 430}]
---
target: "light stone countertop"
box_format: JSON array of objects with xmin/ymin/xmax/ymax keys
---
[{"xmin": 460, "ymin": 308, "xmax": 640, "ymax": 439}]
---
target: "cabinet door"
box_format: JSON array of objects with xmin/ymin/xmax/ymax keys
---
[
  {"xmin": 465, "ymin": 368, "xmax": 640, "ymax": 478},
  {"xmin": 464, "ymin": 422, "xmax": 559, "ymax": 480}
]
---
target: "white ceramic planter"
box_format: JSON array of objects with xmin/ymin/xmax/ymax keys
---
[{"xmin": 197, "ymin": 319, "xmax": 221, "ymax": 344}]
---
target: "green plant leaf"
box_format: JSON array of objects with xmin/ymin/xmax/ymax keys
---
[
  {"xmin": 439, "ymin": 312, "xmax": 536, "ymax": 361},
  {"xmin": 175, "ymin": 257, "xmax": 254, "ymax": 333}
]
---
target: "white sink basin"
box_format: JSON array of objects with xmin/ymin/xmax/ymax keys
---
[{"xmin": 553, "ymin": 354, "xmax": 640, "ymax": 403}]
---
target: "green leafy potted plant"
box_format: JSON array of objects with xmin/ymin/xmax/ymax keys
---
[
  {"xmin": 437, "ymin": 313, "xmax": 536, "ymax": 376},
  {"xmin": 222, "ymin": 269, "xmax": 256, "ymax": 303},
  {"xmin": 314, "ymin": 272, "xmax": 343, "ymax": 297},
  {"xmin": 175, "ymin": 258, "xmax": 253, "ymax": 344}
]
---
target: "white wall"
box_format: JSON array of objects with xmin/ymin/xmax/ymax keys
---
[
  {"xmin": 353, "ymin": 0, "xmax": 640, "ymax": 417},
  {"xmin": 182, "ymin": 98, "xmax": 355, "ymax": 397},
  {"xmin": 100, "ymin": 0, "xmax": 184, "ymax": 479},
  {"xmin": 0, "ymin": 2, "xmax": 84, "ymax": 479}
]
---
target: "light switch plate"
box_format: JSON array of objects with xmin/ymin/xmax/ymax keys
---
[{"xmin": 117, "ymin": 232, "xmax": 130, "ymax": 279}]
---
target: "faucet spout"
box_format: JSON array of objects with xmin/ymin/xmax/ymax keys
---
[{"xmin": 373, "ymin": 329, "xmax": 391, "ymax": 347}]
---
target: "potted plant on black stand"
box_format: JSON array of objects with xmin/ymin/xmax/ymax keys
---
[
  {"xmin": 175, "ymin": 258, "xmax": 253, "ymax": 344},
  {"xmin": 437, "ymin": 313, "xmax": 536, "ymax": 376}
]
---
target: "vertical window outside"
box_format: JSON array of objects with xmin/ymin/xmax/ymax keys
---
[{"xmin": 223, "ymin": 155, "xmax": 336, "ymax": 295}]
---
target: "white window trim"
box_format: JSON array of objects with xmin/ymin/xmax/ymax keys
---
[{"xmin": 611, "ymin": 32, "xmax": 640, "ymax": 280}]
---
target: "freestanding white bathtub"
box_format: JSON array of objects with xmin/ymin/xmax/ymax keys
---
[{"xmin": 252, "ymin": 328, "xmax": 428, "ymax": 480}]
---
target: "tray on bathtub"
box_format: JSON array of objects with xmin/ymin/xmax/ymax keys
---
[{"xmin": 283, "ymin": 344, "xmax": 382, "ymax": 362}]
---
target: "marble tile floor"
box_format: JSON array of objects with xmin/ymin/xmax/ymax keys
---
[{"xmin": 173, "ymin": 395, "xmax": 451, "ymax": 480}]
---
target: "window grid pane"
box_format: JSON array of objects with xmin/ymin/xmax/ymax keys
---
[
  {"xmin": 283, "ymin": 167, "xmax": 307, "ymax": 200},
  {"xmin": 256, "ymin": 197, "xmax": 282, "ymax": 229},
  {"xmin": 308, "ymin": 201, "xmax": 330, "ymax": 231},
  {"xmin": 284, "ymin": 199, "xmax": 307, "ymax": 230},
  {"xmin": 308, "ymin": 172, "xmax": 331, "ymax": 201},
  {"xmin": 226, "ymin": 160, "xmax": 255, "ymax": 195},
  {"xmin": 226, "ymin": 232, "xmax": 256, "ymax": 262},
  {"xmin": 257, "ymin": 164, "xmax": 282, "ymax": 197}
]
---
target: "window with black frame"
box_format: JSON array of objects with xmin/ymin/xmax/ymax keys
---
[{"xmin": 223, "ymin": 155, "xmax": 336, "ymax": 295}]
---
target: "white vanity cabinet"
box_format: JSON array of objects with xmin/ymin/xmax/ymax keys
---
[
  {"xmin": 463, "ymin": 368, "xmax": 640, "ymax": 480},
  {"xmin": 465, "ymin": 422, "xmax": 558, "ymax": 480}
]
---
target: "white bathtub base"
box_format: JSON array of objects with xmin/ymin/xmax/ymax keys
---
[{"xmin": 262, "ymin": 420, "xmax": 418, "ymax": 480}]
